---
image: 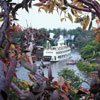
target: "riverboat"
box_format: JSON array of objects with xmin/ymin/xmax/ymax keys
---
[{"xmin": 43, "ymin": 41, "xmax": 71, "ymax": 62}]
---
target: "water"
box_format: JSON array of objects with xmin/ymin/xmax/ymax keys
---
[{"xmin": 16, "ymin": 50, "xmax": 90, "ymax": 88}]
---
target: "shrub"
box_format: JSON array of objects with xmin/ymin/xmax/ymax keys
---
[
  {"xmin": 58, "ymin": 68, "xmax": 82, "ymax": 88},
  {"xmin": 77, "ymin": 61, "xmax": 98, "ymax": 72}
]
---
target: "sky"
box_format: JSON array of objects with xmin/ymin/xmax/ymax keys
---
[{"xmin": 13, "ymin": 0, "xmax": 81, "ymax": 30}]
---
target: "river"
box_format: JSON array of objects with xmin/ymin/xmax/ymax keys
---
[{"xmin": 16, "ymin": 50, "xmax": 90, "ymax": 88}]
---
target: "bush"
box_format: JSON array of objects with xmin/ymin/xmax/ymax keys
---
[
  {"xmin": 58, "ymin": 68, "xmax": 82, "ymax": 88},
  {"xmin": 77, "ymin": 61, "xmax": 98, "ymax": 72}
]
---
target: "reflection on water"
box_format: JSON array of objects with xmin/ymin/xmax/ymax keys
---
[{"xmin": 16, "ymin": 50, "xmax": 90, "ymax": 88}]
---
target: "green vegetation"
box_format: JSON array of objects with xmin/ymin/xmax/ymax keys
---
[
  {"xmin": 81, "ymin": 40, "xmax": 100, "ymax": 60},
  {"xmin": 58, "ymin": 68, "xmax": 82, "ymax": 88},
  {"xmin": 40, "ymin": 27, "xmax": 95, "ymax": 50},
  {"xmin": 77, "ymin": 40, "xmax": 100, "ymax": 72},
  {"xmin": 9, "ymin": 77, "xmax": 28, "ymax": 100},
  {"xmin": 58, "ymin": 68, "xmax": 82, "ymax": 100},
  {"xmin": 77, "ymin": 61, "xmax": 98, "ymax": 72}
]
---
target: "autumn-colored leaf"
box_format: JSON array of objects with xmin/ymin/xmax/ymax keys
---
[
  {"xmin": 92, "ymin": 27, "xmax": 96, "ymax": 31},
  {"xmin": 28, "ymin": 72, "xmax": 36, "ymax": 82},
  {"xmin": 16, "ymin": 24, "xmax": 21, "ymax": 32},
  {"xmin": 39, "ymin": 6, "xmax": 48, "ymax": 13},
  {"xmin": 75, "ymin": 17, "xmax": 83, "ymax": 23},
  {"xmin": 1, "ymin": 57, "xmax": 9, "ymax": 64},
  {"xmin": 9, "ymin": 14, "xmax": 13, "ymax": 18},
  {"xmin": 34, "ymin": 3, "xmax": 43, "ymax": 6},
  {"xmin": 10, "ymin": 52, "xmax": 15, "ymax": 57},
  {"xmin": 0, "ymin": 18, "xmax": 4, "ymax": 21},
  {"xmin": 77, "ymin": 2, "xmax": 83, "ymax": 8},
  {"xmin": 71, "ymin": 88, "xmax": 78, "ymax": 93},
  {"xmin": 11, "ymin": 44, "xmax": 15, "ymax": 50},
  {"xmin": 73, "ymin": 13, "xmax": 80, "ymax": 17},
  {"xmin": 17, "ymin": 54, "xmax": 21, "ymax": 59},
  {"xmin": 60, "ymin": 0, "xmax": 64, "ymax": 7},
  {"xmin": 67, "ymin": 83, "xmax": 71, "ymax": 89},
  {"xmin": 68, "ymin": 13, "xmax": 73, "ymax": 22},
  {"xmin": 49, "ymin": 3, "xmax": 54, "ymax": 13},
  {"xmin": 26, "ymin": 57, "xmax": 31, "ymax": 64},
  {"xmin": 13, "ymin": 72, "xmax": 17, "ymax": 78},
  {"xmin": 62, "ymin": 84, "xmax": 68, "ymax": 93},
  {"xmin": 22, "ymin": 80, "xmax": 31, "ymax": 86},
  {"xmin": 53, "ymin": 81, "xmax": 59, "ymax": 86},
  {"xmin": 82, "ymin": 15, "xmax": 90, "ymax": 32},
  {"xmin": 41, "ymin": 0, "xmax": 46, "ymax": 3},
  {"xmin": 96, "ymin": 19, "xmax": 100, "ymax": 24},
  {"xmin": 60, "ymin": 18, "xmax": 65, "ymax": 22}
]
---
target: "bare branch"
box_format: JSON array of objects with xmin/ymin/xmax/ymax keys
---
[
  {"xmin": 0, "ymin": 60, "xmax": 5, "ymax": 100},
  {"xmin": 5, "ymin": 56, "xmax": 17, "ymax": 94},
  {"xmin": 4, "ymin": 29, "xmax": 12, "ymax": 57},
  {"xmin": 0, "ymin": 60, "xmax": 5, "ymax": 91},
  {"xmin": 79, "ymin": 0, "xmax": 93, "ymax": 6},
  {"xmin": 20, "ymin": 58, "xmax": 37, "ymax": 73},
  {"xmin": 11, "ymin": 82, "xmax": 23, "ymax": 95},
  {"xmin": 0, "ymin": 0, "xmax": 9, "ymax": 46},
  {"xmin": 67, "ymin": 3, "xmax": 96, "ymax": 14},
  {"xmin": 79, "ymin": 0, "xmax": 100, "ymax": 18}
]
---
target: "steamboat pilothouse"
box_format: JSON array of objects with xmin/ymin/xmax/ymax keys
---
[{"xmin": 43, "ymin": 38, "xmax": 71, "ymax": 62}]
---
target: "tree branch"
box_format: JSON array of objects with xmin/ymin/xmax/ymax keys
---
[
  {"xmin": 0, "ymin": 0, "xmax": 9, "ymax": 46},
  {"xmin": 5, "ymin": 56, "xmax": 17, "ymax": 94},
  {"xmin": 0, "ymin": 60, "xmax": 5, "ymax": 100},
  {"xmin": 11, "ymin": 82, "xmax": 23, "ymax": 95},
  {"xmin": 4, "ymin": 28, "xmax": 12, "ymax": 57},
  {"xmin": 79, "ymin": 0, "xmax": 100, "ymax": 18},
  {"xmin": 0, "ymin": 60, "xmax": 5, "ymax": 91},
  {"xmin": 79, "ymin": 0, "xmax": 93, "ymax": 6},
  {"xmin": 67, "ymin": 3, "xmax": 96, "ymax": 14}
]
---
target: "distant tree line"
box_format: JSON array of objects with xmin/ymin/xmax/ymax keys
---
[{"xmin": 40, "ymin": 27, "xmax": 95, "ymax": 50}]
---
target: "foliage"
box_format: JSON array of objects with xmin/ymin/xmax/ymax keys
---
[
  {"xmin": 9, "ymin": 77, "xmax": 28, "ymax": 100},
  {"xmin": 58, "ymin": 68, "xmax": 83, "ymax": 100},
  {"xmin": 81, "ymin": 40, "xmax": 100, "ymax": 60},
  {"xmin": 41, "ymin": 27, "xmax": 95, "ymax": 49},
  {"xmin": 77, "ymin": 61, "xmax": 98, "ymax": 72},
  {"xmin": 58, "ymin": 68, "xmax": 82, "ymax": 88}
]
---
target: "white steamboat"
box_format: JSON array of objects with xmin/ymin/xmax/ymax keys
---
[{"xmin": 43, "ymin": 40, "xmax": 71, "ymax": 62}]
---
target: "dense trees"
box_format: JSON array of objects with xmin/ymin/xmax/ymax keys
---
[{"xmin": 40, "ymin": 27, "xmax": 95, "ymax": 49}]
